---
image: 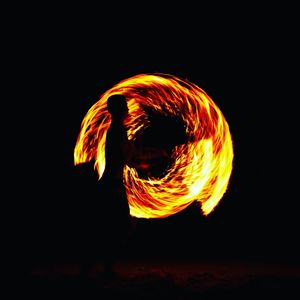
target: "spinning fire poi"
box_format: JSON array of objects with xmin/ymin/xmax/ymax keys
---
[{"xmin": 74, "ymin": 73, "xmax": 234, "ymax": 219}]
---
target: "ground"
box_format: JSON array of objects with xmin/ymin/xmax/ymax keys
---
[{"xmin": 22, "ymin": 258, "xmax": 300, "ymax": 300}]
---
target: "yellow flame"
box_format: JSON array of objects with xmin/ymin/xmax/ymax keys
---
[{"xmin": 74, "ymin": 73, "xmax": 234, "ymax": 218}]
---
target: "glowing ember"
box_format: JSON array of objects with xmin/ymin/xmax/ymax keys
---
[{"xmin": 74, "ymin": 73, "xmax": 234, "ymax": 218}]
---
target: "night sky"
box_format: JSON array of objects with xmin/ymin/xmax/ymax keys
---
[{"xmin": 15, "ymin": 10, "xmax": 299, "ymax": 269}]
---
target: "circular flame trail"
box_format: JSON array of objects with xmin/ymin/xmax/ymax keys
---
[{"xmin": 74, "ymin": 73, "xmax": 234, "ymax": 219}]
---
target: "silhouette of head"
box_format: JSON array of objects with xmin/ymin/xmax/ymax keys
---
[{"xmin": 107, "ymin": 94, "xmax": 129, "ymax": 118}]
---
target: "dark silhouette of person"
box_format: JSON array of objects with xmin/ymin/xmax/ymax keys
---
[
  {"xmin": 78, "ymin": 94, "xmax": 134, "ymax": 280},
  {"xmin": 99, "ymin": 94, "xmax": 134, "ymax": 276}
]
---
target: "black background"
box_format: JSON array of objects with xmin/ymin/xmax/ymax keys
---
[{"xmin": 11, "ymin": 5, "xmax": 299, "ymax": 268}]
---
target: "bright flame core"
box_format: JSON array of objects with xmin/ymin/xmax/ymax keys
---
[{"xmin": 74, "ymin": 73, "xmax": 234, "ymax": 218}]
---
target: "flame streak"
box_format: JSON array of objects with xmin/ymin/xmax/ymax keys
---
[{"xmin": 74, "ymin": 73, "xmax": 234, "ymax": 218}]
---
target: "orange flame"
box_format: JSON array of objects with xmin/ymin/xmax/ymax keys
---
[{"xmin": 74, "ymin": 73, "xmax": 234, "ymax": 218}]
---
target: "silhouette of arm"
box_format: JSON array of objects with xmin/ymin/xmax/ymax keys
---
[
  {"xmin": 125, "ymin": 140, "xmax": 168, "ymax": 170},
  {"xmin": 125, "ymin": 140, "xmax": 137, "ymax": 168}
]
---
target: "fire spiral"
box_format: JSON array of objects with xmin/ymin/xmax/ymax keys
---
[{"xmin": 74, "ymin": 73, "xmax": 234, "ymax": 218}]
